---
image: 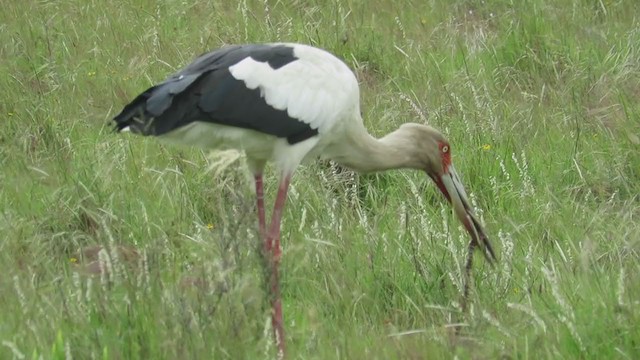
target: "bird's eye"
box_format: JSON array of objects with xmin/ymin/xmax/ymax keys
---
[{"xmin": 442, "ymin": 145, "xmax": 449, "ymax": 153}]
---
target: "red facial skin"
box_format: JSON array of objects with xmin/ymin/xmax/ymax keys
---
[
  {"xmin": 439, "ymin": 142, "xmax": 451, "ymax": 172},
  {"xmin": 431, "ymin": 142, "xmax": 452, "ymax": 201}
]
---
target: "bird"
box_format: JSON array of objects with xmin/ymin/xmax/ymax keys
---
[{"xmin": 112, "ymin": 43, "xmax": 496, "ymax": 357}]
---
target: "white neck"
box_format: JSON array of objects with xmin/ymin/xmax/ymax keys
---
[{"xmin": 327, "ymin": 125, "xmax": 420, "ymax": 173}]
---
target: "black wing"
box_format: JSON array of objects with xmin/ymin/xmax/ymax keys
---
[{"xmin": 112, "ymin": 44, "xmax": 318, "ymax": 144}]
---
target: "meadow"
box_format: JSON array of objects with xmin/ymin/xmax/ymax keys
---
[{"xmin": 1, "ymin": 0, "xmax": 639, "ymax": 358}]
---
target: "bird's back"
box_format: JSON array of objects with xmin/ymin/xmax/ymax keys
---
[{"xmin": 112, "ymin": 43, "xmax": 361, "ymax": 152}]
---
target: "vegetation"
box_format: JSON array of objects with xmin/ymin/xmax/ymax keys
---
[{"xmin": 1, "ymin": 0, "xmax": 638, "ymax": 358}]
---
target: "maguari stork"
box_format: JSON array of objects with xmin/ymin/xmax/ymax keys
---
[{"xmin": 112, "ymin": 43, "xmax": 496, "ymax": 358}]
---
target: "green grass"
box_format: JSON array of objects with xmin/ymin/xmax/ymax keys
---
[{"xmin": 1, "ymin": 0, "xmax": 639, "ymax": 358}]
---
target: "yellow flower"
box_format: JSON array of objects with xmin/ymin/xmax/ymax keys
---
[
  {"xmin": 206, "ymin": 223, "xmax": 214, "ymax": 230},
  {"xmin": 87, "ymin": 71, "xmax": 96, "ymax": 77},
  {"xmin": 481, "ymin": 144, "xmax": 492, "ymax": 151},
  {"xmin": 69, "ymin": 257, "xmax": 78, "ymax": 264}
]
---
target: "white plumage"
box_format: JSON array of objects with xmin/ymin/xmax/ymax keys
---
[{"xmin": 229, "ymin": 44, "xmax": 360, "ymax": 131}]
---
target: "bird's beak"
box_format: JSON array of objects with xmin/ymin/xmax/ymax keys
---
[{"xmin": 430, "ymin": 165, "xmax": 496, "ymax": 264}]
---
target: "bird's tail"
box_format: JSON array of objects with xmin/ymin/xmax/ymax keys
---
[
  {"xmin": 112, "ymin": 72, "xmax": 204, "ymax": 135},
  {"xmin": 111, "ymin": 86, "xmax": 158, "ymax": 135}
]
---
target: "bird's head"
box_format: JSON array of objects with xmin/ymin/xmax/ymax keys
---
[{"xmin": 397, "ymin": 123, "xmax": 496, "ymax": 263}]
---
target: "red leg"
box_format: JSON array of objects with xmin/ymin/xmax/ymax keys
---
[
  {"xmin": 265, "ymin": 175, "xmax": 291, "ymax": 358},
  {"xmin": 254, "ymin": 174, "xmax": 266, "ymax": 241}
]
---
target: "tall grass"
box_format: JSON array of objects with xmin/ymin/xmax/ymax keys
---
[{"xmin": 1, "ymin": 0, "xmax": 639, "ymax": 358}]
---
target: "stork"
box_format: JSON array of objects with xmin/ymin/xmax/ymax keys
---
[{"xmin": 112, "ymin": 43, "xmax": 496, "ymax": 357}]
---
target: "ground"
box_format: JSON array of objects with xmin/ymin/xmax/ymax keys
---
[{"xmin": 0, "ymin": 0, "xmax": 639, "ymax": 358}]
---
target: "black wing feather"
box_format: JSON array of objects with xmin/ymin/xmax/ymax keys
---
[{"xmin": 112, "ymin": 44, "xmax": 319, "ymax": 144}]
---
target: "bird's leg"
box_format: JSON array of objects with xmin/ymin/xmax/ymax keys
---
[
  {"xmin": 265, "ymin": 174, "xmax": 291, "ymax": 359},
  {"xmin": 266, "ymin": 175, "xmax": 290, "ymax": 260},
  {"xmin": 254, "ymin": 174, "xmax": 267, "ymax": 241}
]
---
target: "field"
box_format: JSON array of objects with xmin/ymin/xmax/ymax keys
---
[{"xmin": 1, "ymin": 0, "xmax": 639, "ymax": 358}]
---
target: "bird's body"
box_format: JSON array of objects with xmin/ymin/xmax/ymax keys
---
[
  {"xmin": 113, "ymin": 43, "xmax": 495, "ymax": 358},
  {"xmin": 115, "ymin": 43, "xmax": 362, "ymax": 175}
]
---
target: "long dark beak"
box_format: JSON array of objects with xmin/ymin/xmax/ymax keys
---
[{"xmin": 430, "ymin": 165, "xmax": 496, "ymax": 264}]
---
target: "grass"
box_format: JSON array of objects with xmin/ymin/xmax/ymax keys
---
[{"xmin": 1, "ymin": 0, "xmax": 639, "ymax": 358}]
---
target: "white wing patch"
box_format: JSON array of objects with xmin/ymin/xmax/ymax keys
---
[{"xmin": 228, "ymin": 44, "xmax": 360, "ymax": 134}]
